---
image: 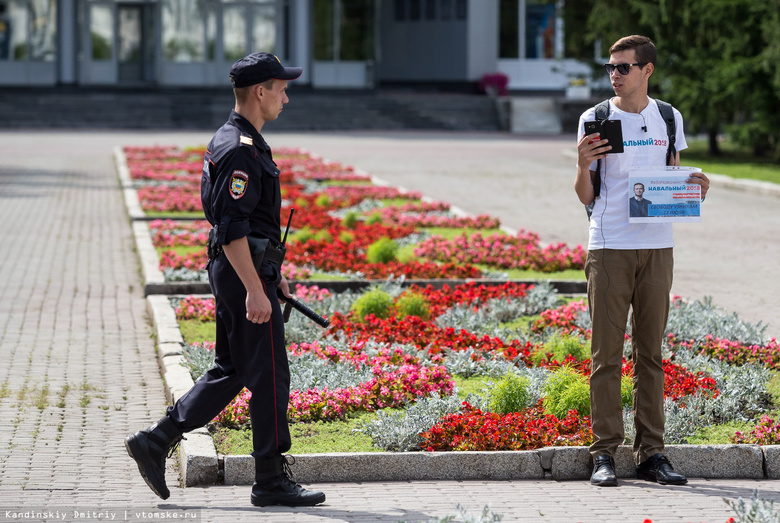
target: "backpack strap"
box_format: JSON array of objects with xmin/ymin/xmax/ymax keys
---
[
  {"xmin": 585, "ymin": 99, "xmax": 611, "ymax": 218},
  {"xmin": 592, "ymin": 99, "xmax": 610, "ymax": 198},
  {"xmin": 655, "ymin": 99, "xmax": 677, "ymax": 165}
]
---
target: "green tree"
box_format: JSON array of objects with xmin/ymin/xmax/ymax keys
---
[{"xmin": 575, "ymin": 0, "xmax": 780, "ymax": 159}]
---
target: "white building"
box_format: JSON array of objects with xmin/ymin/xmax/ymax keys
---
[{"xmin": 0, "ymin": 0, "xmax": 590, "ymax": 91}]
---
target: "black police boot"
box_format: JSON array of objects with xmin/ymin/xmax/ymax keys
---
[
  {"xmin": 251, "ymin": 454, "xmax": 326, "ymax": 507},
  {"xmin": 636, "ymin": 453, "xmax": 688, "ymax": 485},
  {"xmin": 590, "ymin": 455, "xmax": 618, "ymax": 487},
  {"xmin": 124, "ymin": 416, "xmax": 184, "ymax": 500}
]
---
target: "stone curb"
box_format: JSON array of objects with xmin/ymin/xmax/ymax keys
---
[
  {"xmin": 144, "ymin": 278, "xmax": 587, "ymax": 298},
  {"xmin": 146, "ymin": 295, "xmax": 220, "ymax": 487}
]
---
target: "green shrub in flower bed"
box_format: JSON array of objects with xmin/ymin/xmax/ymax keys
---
[{"xmin": 172, "ymin": 279, "xmax": 780, "ymax": 454}]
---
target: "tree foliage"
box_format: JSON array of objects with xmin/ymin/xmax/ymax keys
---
[{"xmin": 566, "ymin": 0, "xmax": 780, "ymax": 159}]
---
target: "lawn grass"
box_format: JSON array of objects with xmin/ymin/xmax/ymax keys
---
[
  {"xmin": 147, "ymin": 211, "xmax": 205, "ymax": 220},
  {"xmin": 213, "ymin": 412, "xmax": 382, "ymax": 455},
  {"xmin": 157, "ymin": 245, "xmax": 203, "ymax": 256},
  {"xmin": 683, "ymin": 138, "xmax": 780, "ymax": 184},
  {"xmin": 179, "ymin": 319, "xmax": 213, "ymax": 344},
  {"xmin": 212, "ymin": 376, "xmax": 491, "ymax": 455}
]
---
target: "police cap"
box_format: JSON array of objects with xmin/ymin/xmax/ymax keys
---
[{"xmin": 229, "ymin": 53, "xmax": 303, "ymax": 88}]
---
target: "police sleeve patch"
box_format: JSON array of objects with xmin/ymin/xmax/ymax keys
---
[{"xmin": 229, "ymin": 170, "xmax": 249, "ymax": 199}]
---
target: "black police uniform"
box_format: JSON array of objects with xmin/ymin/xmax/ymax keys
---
[{"xmin": 166, "ymin": 109, "xmax": 291, "ymax": 459}]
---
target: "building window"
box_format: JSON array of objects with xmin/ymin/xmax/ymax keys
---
[
  {"xmin": 253, "ymin": 4, "xmax": 276, "ymax": 55},
  {"xmin": 340, "ymin": 0, "xmax": 373, "ymax": 60},
  {"xmin": 409, "ymin": 0, "xmax": 420, "ymax": 20},
  {"xmin": 205, "ymin": 7, "xmax": 216, "ymax": 61},
  {"xmin": 455, "ymin": 0, "xmax": 466, "ymax": 20},
  {"xmin": 425, "ymin": 0, "xmax": 436, "ymax": 20},
  {"xmin": 223, "ymin": 5, "xmax": 247, "ymax": 62},
  {"xmin": 90, "ymin": 3, "xmax": 113, "ymax": 61},
  {"xmin": 1, "ymin": 0, "xmax": 56, "ymax": 61},
  {"xmin": 440, "ymin": 0, "xmax": 451, "ymax": 20},
  {"xmin": 500, "ymin": 0, "xmax": 558, "ymax": 59},
  {"xmin": 525, "ymin": 0, "xmax": 556, "ymax": 59},
  {"xmin": 499, "ymin": 0, "xmax": 518, "ymax": 58},
  {"xmin": 162, "ymin": 0, "xmax": 204, "ymax": 62},
  {"xmin": 314, "ymin": 0, "xmax": 374, "ymax": 61},
  {"xmin": 393, "ymin": 0, "xmax": 405, "ymax": 21}
]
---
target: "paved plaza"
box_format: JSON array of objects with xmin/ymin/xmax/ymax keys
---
[{"xmin": 0, "ymin": 129, "xmax": 779, "ymax": 523}]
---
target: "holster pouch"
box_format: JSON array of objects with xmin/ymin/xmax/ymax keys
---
[
  {"xmin": 207, "ymin": 226, "xmax": 223, "ymax": 260},
  {"xmin": 247, "ymin": 236, "xmax": 269, "ymax": 274}
]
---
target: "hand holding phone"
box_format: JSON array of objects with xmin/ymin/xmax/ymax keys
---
[{"xmin": 584, "ymin": 119, "xmax": 624, "ymax": 154}]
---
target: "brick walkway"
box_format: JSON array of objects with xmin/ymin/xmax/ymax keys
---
[{"xmin": 0, "ymin": 130, "xmax": 778, "ymax": 523}]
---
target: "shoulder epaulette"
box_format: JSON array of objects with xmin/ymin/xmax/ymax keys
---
[{"xmin": 239, "ymin": 134, "xmax": 253, "ymax": 147}]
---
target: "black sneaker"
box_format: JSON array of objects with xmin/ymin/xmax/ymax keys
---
[
  {"xmin": 636, "ymin": 453, "xmax": 688, "ymax": 485},
  {"xmin": 590, "ymin": 455, "xmax": 618, "ymax": 487}
]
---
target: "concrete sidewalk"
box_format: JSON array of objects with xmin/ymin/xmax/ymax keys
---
[{"xmin": 0, "ymin": 130, "xmax": 779, "ymax": 523}]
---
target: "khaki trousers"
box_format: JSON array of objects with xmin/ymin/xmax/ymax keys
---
[{"xmin": 585, "ymin": 248, "xmax": 673, "ymax": 465}]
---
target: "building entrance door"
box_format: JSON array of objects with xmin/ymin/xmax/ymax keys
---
[
  {"xmin": 312, "ymin": 0, "xmax": 376, "ymax": 88},
  {"xmin": 118, "ymin": 3, "xmax": 143, "ymax": 82}
]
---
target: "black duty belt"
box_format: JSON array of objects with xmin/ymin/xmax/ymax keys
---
[{"xmin": 247, "ymin": 235, "xmax": 285, "ymax": 268}]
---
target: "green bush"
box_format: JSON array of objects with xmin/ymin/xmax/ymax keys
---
[
  {"xmin": 339, "ymin": 230, "xmax": 356, "ymax": 243},
  {"xmin": 350, "ymin": 288, "xmax": 395, "ymax": 320},
  {"xmin": 487, "ymin": 373, "xmax": 531, "ymax": 414},
  {"xmin": 366, "ymin": 237, "xmax": 398, "ymax": 264},
  {"xmin": 621, "ymin": 375, "xmax": 633, "ymax": 408},
  {"xmin": 395, "ymin": 292, "xmax": 431, "ymax": 320},
  {"xmin": 314, "ymin": 230, "xmax": 332, "ymax": 242},
  {"xmin": 542, "ymin": 367, "xmax": 590, "ymax": 418},
  {"xmin": 342, "ymin": 211, "xmax": 360, "ymax": 229},
  {"xmin": 366, "ymin": 212, "xmax": 384, "ymax": 225},
  {"xmin": 531, "ymin": 333, "xmax": 591, "ymax": 365},
  {"xmin": 292, "ymin": 227, "xmax": 315, "ymax": 244},
  {"xmin": 315, "ymin": 194, "xmax": 331, "ymax": 207}
]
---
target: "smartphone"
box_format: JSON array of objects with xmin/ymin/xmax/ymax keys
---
[{"xmin": 584, "ymin": 119, "xmax": 624, "ymax": 154}]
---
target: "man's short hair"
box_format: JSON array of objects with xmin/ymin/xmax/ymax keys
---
[
  {"xmin": 233, "ymin": 78, "xmax": 276, "ymax": 103},
  {"xmin": 610, "ymin": 35, "xmax": 657, "ymax": 66},
  {"xmin": 634, "ymin": 182, "xmax": 645, "ymax": 189}
]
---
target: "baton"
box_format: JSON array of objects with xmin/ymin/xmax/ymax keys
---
[{"xmin": 277, "ymin": 289, "xmax": 330, "ymax": 328}]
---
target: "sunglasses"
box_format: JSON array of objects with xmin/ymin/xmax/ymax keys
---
[{"xmin": 604, "ymin": 62, "xmax": 648, "ymax": 75}]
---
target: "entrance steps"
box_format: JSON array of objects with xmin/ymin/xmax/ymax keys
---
[{"xmin": 0, "ymin": 87, "xmax": 501, "ymax": 131}]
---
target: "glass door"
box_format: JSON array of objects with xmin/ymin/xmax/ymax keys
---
[
  {"xmin": 312, "ymin": 0, "xmax": 376, "ymax": 88},
  {"xmin": 80, "ymin": 1, "xmax": 116, "ymax": 83},
  {"xmin": 117, "ymin": 3, "xmax": 143, "ymax": 81}
]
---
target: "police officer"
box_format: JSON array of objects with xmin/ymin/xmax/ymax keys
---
[{"xmin": 125, "ymin": 52, "xmax": 326, "ymax": 508}]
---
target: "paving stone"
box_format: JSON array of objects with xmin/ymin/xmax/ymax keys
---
[{"xmin": 0, "ymin": 131, "xmax": 779, "ymax": 523}]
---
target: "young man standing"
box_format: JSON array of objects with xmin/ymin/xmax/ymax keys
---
[
  {"xmin": 575, "ymin": 35, "xmax": 710, "ymax": 487},
  {"xmin": 125, "ymin": 52, "xmax": 326, "ymax": 507}
]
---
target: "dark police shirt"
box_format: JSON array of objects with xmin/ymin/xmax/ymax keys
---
[{"xmin": 201, "ymin": 110, "xmax": 281, "ymax": 246}]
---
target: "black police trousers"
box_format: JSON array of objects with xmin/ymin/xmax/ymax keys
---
[{"xmin": 167, "ymin": 254, "xmax": 291, "ymax": 458}]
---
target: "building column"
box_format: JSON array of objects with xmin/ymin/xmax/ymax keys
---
[
  {"xmin": 57, "ymin": 0, "xmax": 77, "ymax": 84},
  {"xmin": 289, "ymin": 0, "xmax": 310, "ymax": 84}
]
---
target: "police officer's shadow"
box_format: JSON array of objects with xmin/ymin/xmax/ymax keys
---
[{"xmin": 159, "ymin": 503, "xmax": 436, "ymax": 522}]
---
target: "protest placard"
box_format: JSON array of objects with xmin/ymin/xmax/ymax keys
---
[{"xmin": 628, "ymin": 166, "xmax": 702, "ymax": 223}]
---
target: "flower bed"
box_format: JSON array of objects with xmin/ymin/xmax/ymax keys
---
[
  {"xmin": 134, "ymin": 145, "xmax": 777, "ymax": 453},
  {"xmin": 175, "ymin": 280, "xmax": 777, "ymax": 452},
  {"xmin": 127, "ymin": 145, "xmax": 586, "ymax": 280}
]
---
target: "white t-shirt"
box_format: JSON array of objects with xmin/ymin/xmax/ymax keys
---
[{"xmin": 577, "ymin": 97, "xmax": 688, "ymax": 250}]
